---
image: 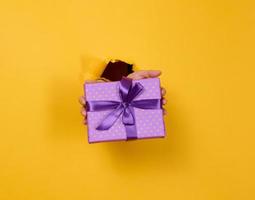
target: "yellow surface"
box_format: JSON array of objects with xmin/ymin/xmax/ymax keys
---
[{"xmin": 0, "ymin": 0, "xmax": 254, "ymax": 199}]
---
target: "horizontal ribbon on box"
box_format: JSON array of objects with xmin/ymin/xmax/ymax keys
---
[{"xmin": 86, "ymin": 77, "xmax": 161, "ymax": 139}]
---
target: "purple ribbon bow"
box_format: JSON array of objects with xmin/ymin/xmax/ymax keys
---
[{"xmin": 86, "ymin": 78, "xmax": 161, "ymax": 139}]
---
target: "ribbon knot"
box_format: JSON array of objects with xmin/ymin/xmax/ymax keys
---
[
  {"xmin": 86, "ymin": 77, "xmax": 161, "ymax": 139},
  {"xmin": 122, "ymin": 102, "xmax": 130, "ymax": 108}
]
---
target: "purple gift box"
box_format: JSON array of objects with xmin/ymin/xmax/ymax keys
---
[{"xmin": 84, "ymin": 77, "xmax": 165, "ymax": 143}]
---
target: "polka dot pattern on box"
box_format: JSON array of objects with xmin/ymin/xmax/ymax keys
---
[{"xmin": 84, "ymin": 78, "xmax": 165, "ymax": 143}]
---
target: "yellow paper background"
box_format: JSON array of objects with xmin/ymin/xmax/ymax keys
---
[{"xmin": 0, "ymin": 0, "xmax": 254, "ymax": 199}]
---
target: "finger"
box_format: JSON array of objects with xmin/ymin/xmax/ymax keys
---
[
  {"xmin": 161, "ymin": 87, "xmax": 166, "ymax": 96},
  {"xmin": 85, "ymin": 79, "xmax": 107, "ymax": 84},
  {"xmin": 83, "ymin": 118, "xmax": 87, "ymax": 125},
  {"xmin": 162, "ymin": 98, "xmax": 167, "ymax": 105},
  {"xmin": 81, "ymin": 107, "xmax": 87, "ymax": 117},
  {"xmin": 85, "ymin": 80, "xmax": 98, "ymax": 84},
  {"xmin": 79, "ymin": 96, "xmax": 86, "ymax": 106},
  {"xmin": 163, "ymin": 109, "xmax": 167, "ymax": 115},
  {"xmin": 128, "ymin": 70, "xmax": 161, "ymax": 80},
  {"xmin": 128, "ymin": 70, "xmax": 161, "ymax": 79}
]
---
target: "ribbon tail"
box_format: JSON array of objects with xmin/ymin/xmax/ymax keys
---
[
  {"xmin": 122, "ymin": 106, "xmax": 138, "ymax": 139},
  {"xmin": 96, "ymin": 105, "xmax": 123, "ymax": 130},
  {"xmin": 122, "ymin": 107, "xmax": 135, "ymax": 125}
]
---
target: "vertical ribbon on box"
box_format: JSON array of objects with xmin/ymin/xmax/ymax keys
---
[{"xmin": 86, "ymin": 77, "xmax": 161, "ymax": 140}]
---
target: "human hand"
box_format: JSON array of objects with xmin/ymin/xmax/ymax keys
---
[{"xmin": 79, "ymin": 70, "xmax": 167, "ymax": 125}]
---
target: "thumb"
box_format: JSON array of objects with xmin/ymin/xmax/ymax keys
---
[{"xmin": 127, "ymin": 70, "xmax": 161, "ymax": 80}]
